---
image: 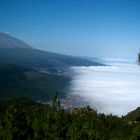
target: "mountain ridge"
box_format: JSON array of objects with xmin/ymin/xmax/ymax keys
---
[
  {"xmin": 0, "ymin": 33, "xmax": 102, "ymax": 70},
  {"xmin": 0, "ymin": 32, "xmax": 33, "ymax": 49}
]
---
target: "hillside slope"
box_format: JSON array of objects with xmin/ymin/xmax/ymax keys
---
[
  {"xmin": 0, "ymin": 32, "xmax": 33, "ymax": 49},
  {"xmin": 0, "ymin": 33, "xmax": 101, "ymax": 70},
  {"xmin": 0, "ymin": 48, "xmax": 100, "ymax": 70},
  {"xmin": 124, "ymin": 107, "xmax": 140, "ymax": 122},
  {"xmin": 0, "ymin": 64, "xmax": 70, "ymax": 101}
]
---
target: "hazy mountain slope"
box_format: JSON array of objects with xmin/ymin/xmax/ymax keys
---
[
  {"xmin": 0, "ymin": 48, "xmax": 100, "ymax": 70},
  {"xmin": 0, "ymin": 64, "xmax": 70, "ymax": 101},
  {"xmin": 0, "ymin": 32, "xmax": 33, "ymax": 49},
  {"xmin": 0, "ymin": 33, "xmax": 101, "ymax": 70}
]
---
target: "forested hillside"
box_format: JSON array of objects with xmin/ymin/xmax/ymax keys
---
[
  {"xmin": 0, "ymin": 64, "xmax": 70, "ymax": 101},
  {"xmin": 0, "ymin": 97, "xmax": 140, "ymax": 140}
]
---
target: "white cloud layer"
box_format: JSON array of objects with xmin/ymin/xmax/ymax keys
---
[{"xmin": 69, "ymin": 58, "xmax": 140, "ymax": 116}]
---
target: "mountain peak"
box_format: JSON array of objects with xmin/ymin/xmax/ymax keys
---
[{"xmin": 0, "ymin": 32, "xmax": 34, "ymax": 49}]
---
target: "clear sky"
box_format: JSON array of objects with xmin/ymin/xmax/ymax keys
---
[{"xmin": 0, "ymin": 0, "xmax": 140, "ymax": 58}]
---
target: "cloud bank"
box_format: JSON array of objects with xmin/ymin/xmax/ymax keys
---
[{"xmin": 69, "ymin": 58, "xmax": 140, "ymax": 116}]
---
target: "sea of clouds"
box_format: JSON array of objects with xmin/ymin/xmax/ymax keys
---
[{"xmin": 69, "ymin": 58, "xmax": 140, "ymax": 116}]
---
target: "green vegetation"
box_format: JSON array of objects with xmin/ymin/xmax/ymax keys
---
[
  {"xmin": 138, "ymin": 53, "xmax": 140, "ymax": 63},
  {"xmin": 0, "ymin": 64, "xmax": 70, "ymax": 101},
  {"xmin": 125, "ymin": 107, "xmax": 140, "ymax": 122},
  {"xmin": 1, "ymin": 96, "xmax": 140, "ymax": 140}
]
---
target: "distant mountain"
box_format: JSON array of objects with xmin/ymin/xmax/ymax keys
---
[
  {"xmin": 0, "ymin": 33, "xmax": 102, "ymax": 101},
  {"xmin": 0, "ymin": 32, "xmax": 33, "ymax": 49},
  {"xmin": 0, "ymin": 33, "xmax": 101, "ymax": 71}
]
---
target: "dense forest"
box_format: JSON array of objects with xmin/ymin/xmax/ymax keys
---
[{"xmin": 0, "ymin": 95, "xmax": 140, "ymax": 140}]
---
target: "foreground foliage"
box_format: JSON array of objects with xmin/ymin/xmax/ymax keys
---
[{"xmin": 0, "ymin": 97, "xmax": 140, "ymax": 140}]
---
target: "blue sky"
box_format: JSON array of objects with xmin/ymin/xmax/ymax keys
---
[{"xmin": 0, "ymin": 0, "xmax": 140, "ymax": 58}]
